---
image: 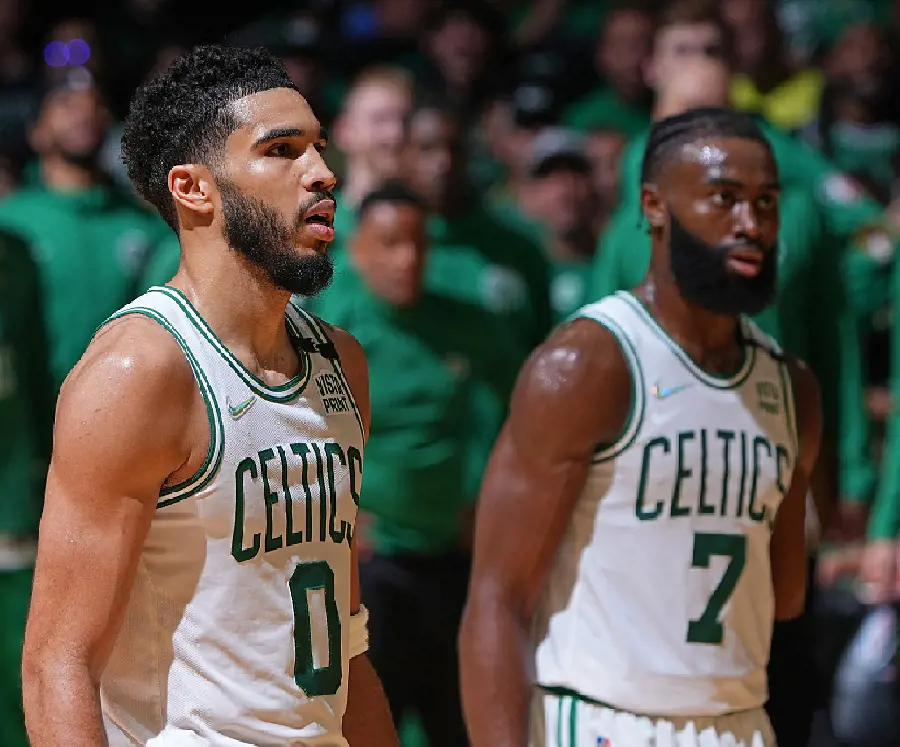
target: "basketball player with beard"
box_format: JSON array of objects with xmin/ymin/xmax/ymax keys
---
[
  {"xmin": 21, "ymin": 46, "xmax": 398, "ymax": 747},
  {"xmin": 459, "ymin": 108, "xmax": 821, "ymax": 746}
]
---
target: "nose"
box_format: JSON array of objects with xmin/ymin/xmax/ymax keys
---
[
  {"xmin": 733, "ymin": 200, "xmax": 761, "ymax": 239},
  {"xmin": 301, "ymin": 149, "xmax": 337, "ymax": 193}
]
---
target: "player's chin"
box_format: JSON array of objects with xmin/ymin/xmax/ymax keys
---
[{"xmin": 294, "ymin": 234, "xmax": 333, "ymax": 255}]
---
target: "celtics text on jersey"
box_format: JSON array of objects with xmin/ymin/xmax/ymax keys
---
[
  {"xmin": 532, "ymin": 291, "xmax": 797, "ymax": 718},
  {"xmin": 98, "ymin": 287, "xmax": 365, "ymax": 747}
]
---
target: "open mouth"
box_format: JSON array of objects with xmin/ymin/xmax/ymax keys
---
[
  {"xmin": 301, "ymin": 200, "xmax": 336, "ymax": 241},
  {"xmin": 725, "ymin": 246, "xmax": 765, "ymax": 278}
]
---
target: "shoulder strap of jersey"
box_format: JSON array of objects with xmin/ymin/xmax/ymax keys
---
[{"xmin": 291, "ymin": 301, "xmax": 366, "ymax": 443}]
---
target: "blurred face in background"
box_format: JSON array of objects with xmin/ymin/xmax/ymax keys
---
[
  {"xmin": 827, "ymin": 23, "xmax": 890, "ymax": 88},
  {"xmin": 426, "ymin": 11, "xmax": 490, "ymax": 93},
  {"xmin": 584, "ymin": 131, "xmax": 625, "ymax": 213},
  {"xmin": 336, "ymin": 75, "xmax": 411, "ymax": 180},
  {"xmin": 375, "ymin": 0, "xmax": 434, "ymax": 39},
  {"xmin": 351, "ymin": 200, "xmax": 428, "ymax": 306},
  {"xmin": 721, "ymin": 0, "xmax": 778, "ymax": 77},
  {"xmin": 646, "ymin": 22, "xmax": 726, "ymax": 92},
  {"xmin": 402, "ymin": 107, "xmax": 462, "ymax": 212},
  {"xmin": 30, "ymin": 83, "xmax": 111, "ymax": 166},
  {"xmin": 597, "ymin": 9, "xmax": 655, "ymax": 102},
  {"xmin": 527, "ymin": 159, "xmax": 596, "ymax": 239}
]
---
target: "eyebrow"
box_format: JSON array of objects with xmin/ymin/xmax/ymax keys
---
[
  {"xmin": 252, "ymin": 126, "xmax": 329, "ymax": 148},
  {"xmin": 705, "ymin": 177, "xmax": 781, "ymax": 190}
]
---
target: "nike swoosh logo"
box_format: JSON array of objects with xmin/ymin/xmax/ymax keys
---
[
  {"xmin": 227, "ymin": 395, "xmax": 256, "ymax": 420},
  {"xmin": 652, "ymin": 383, "xmax": 691, "ymax": 399}
]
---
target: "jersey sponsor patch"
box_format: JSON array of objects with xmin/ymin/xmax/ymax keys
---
[{"xmin": 756, "ymin": 381, "xmax": 781, "ymax": 415}]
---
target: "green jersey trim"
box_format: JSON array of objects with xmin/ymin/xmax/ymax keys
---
[
  {"xmin": 617, "ymin": 291, "xmax": 757, "ymax": 389},
  {"xmin": 292, "ymin": 303, "xmax": 366, "ymax": 444},
  {"xmin": 573, "ymin": 310, "xmax": 646, "ymax": 464},
  {"xmin": 149, "ymin": 286, "xmax": 312, "ymax": 403},
  {"xmin": 778, "ymin": 361, "xmax": 799, "ymax": 455},
  {"xmin": 103, "ymin": 307, "xmax": 225, "ymax": 507}
]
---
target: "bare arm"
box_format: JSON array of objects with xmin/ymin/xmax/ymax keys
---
[
  {"xmin": 328, "ymin": 324, "xmax": 398, "ymax": 747},
  {"xmin": 22, "ymin": 318, "xmax": 197, "ymax": 747},
  {"xmin": 770, "ymin": 356, "xmax": 822, "ymax": 620},
  {"xmin": 459, "ymin": 319, "xmax": 631, "ymax": 747}
]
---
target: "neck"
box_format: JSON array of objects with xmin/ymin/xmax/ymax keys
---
[
  {"xmin": 636, "ymin": 270, "xmax": 743, "ymax": 373},
  {"xmin": 547, "ymin": 227, "xmax": 596, "ymax": 262},
  {"xmin": 174, "ymin": 226, "xmax": 294, "ymax": 372},
  {"xmin": 40, "ymin": 154, "xmax": 100, "ymax": 191}
]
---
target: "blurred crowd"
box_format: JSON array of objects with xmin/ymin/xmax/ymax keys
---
[{"xmin": 3, "ymin": 0, "xmax": 900, "ymax": 745}]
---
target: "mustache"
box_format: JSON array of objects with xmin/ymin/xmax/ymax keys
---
[{"xmin": 295, "ymin": 190, "xmax": 337, "ymax": 225}]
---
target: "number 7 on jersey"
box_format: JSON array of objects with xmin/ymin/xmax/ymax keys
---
[{"xmin": 686, "ymin": 532, "xmax": 747, "ymax": 645}]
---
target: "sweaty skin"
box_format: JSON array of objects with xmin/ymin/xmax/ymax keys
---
[
  {"xmin": 458, "ymin": 133, "xmax": 821, "ymax": 747},
  {"xmin": 22, "ymin": 85, "xmax": 398, "ymax": 747}
]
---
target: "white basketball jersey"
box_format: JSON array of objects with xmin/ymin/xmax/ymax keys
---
[
  {"xmin": 99, "ymin": 286, "xmax": 364, "ymax": 746},
  {"xmin": 533, "ymin": 292, "xmax": 798, "ymax": 718}
]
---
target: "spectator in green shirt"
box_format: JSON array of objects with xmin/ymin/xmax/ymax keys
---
[
  {"xmin": 496, "ymin": 128, "xmax": 604, "ymax": 324},
  {"xmin": 401, "ymin": 93, "xmax": 553, "ymax": 354},
  {"xmin": 314, "ymin": 182, "xmax": 519, "ymax": 747},
  {"xmin": 562, "ymin": 3, "xmax": 655, "ymax": 136},
  {"xmin": 0, "ymin": 74, "xmax": 170, "ymax": 391},
  {"xmin": 0, "ymin": 229, "xmax": 53, "ymax": 747}
]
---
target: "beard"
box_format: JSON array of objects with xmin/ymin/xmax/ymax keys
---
[
  {"xmin": 218, "ymin": 178, "xmax": 334, "ymax": 298},
  {"xmin": 668, "ymin": 210, "xmax": 777, "ymax": 316}
]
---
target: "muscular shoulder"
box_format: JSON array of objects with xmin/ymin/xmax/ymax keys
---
[
  {"xmin": 508, "ymin": 317, "xmax": 631, "ymax": 457},
  {"xmin": 317, "ymin": 320, "xmax": 371, "ymax": 440},
  {"xmin": 59, "ymin": 314, "xmax": 196, "ymax": 440}
]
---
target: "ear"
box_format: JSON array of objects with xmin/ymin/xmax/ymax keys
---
[
  {"xmin": 640, "ymin": 183, "xmax": 666, "ymax": 229},
  {"xmin": 168, "ymin": 164, "xmax": 215, "ymax": 219}
]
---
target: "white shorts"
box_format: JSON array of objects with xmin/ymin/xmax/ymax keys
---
[{"xmin": 531, "ymin": 690, "xmax": 776, "ymax": 747}]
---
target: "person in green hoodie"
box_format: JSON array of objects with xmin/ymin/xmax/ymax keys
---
[
  {"xmin": 0, "ymin": 73, "xmax": 171, "ymax": 391},
  {"xmin": 314, "ymin": 181, "xmax": 519, "ymax": 747},
  {"xmin": 0, "ymin": 229, "xmax": 53, "ymax": 747}
]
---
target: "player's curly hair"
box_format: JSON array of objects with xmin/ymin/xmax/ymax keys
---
[{"xmin": 121, "ymin": 44, "xmax": 299, "ymax": 231}]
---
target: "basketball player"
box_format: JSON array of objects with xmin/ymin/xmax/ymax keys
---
[
  {"xmin": 459, "ymin": 108, "xmax": 821, "ymax": 747},
  {"xmin": 21, "ymin": 46, "xmax": 398, "ymax": 747}
]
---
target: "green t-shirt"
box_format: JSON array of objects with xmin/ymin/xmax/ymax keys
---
[
  {"xmin": 425, "ymin": 207, "xmax": 553, "ymax": 353},
  {"xmin": 139, "ymin": 231, "xmax": 181, "ymax": 291},
  {"xmin": 484, "ymin": 189, "xmax": 595, "ymax": 325},
  {"xmin": 870, "ymin": 257, "xmax": 900, "ymax": 539},
  {"xmin": 312, "ymin": 267, "xmax": 520, "ymax": 554},
  {"xmin": 563, "ymin": 86, "xmax": 652, "ymax": 137},
  {"xmin": 0, "ymin": 231, "xmax": 53, "ymax": 534},
  {"xmin": 549, "ymin": 257, "xmax": 595, "ymax": 325},
  {"xmin": 0, "ymin": 185, "xmax": 171, "ymax": 390},
  {"xmin": 594, "ymin": 184, "xmax": 875, "ymax": 501}
]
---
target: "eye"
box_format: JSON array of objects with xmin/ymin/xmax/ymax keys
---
[
  {"xmin": 710, "ymin": 190, "xmax": 734, "ymax": 208},
  {"xmin": 267, "ymin": 142, "xmax": 298, "ymax": 158},
  {"xmin": 756, "ymin": 193, "xmax": 777, "ymax": 210}
]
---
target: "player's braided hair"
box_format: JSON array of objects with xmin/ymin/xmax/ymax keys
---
[
  {"xmin": 640, "ymin": 107, "xmax": 772, "ymax": 184},
  {"xmin": 121, "ymin": 44, "xmax": 300, "ymax": 232}
]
